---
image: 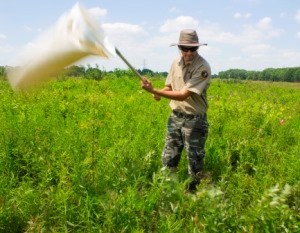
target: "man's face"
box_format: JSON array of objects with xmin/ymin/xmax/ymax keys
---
[{"xmin": 178, "ymin": 46, "xmax": 199, "ymax": 63}]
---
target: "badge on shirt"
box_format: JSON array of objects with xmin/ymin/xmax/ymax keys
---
[{"xmin": 201, "ymin": 70, "xmax": 209, "ymax": 78}]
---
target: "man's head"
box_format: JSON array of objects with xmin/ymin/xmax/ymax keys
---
[{"xmin": 171, "ymin": 29, "xmax": 207, "ymax": 63}]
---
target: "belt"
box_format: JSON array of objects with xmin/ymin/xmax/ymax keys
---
[{"xmin": 172, "ymin": 110, "xmax": 206, "ymax": 119}]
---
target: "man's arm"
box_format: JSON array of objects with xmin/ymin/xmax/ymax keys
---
[
  {"xmin": 152, "ymin": 85, "xmax": 172, "ymax": 101},
  {"xmin": 141, "ymin": 78, "xmax": 192, "ymax": 101}
]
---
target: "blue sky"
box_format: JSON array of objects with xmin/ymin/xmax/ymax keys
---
[{"xmin": 0, "ymin": 0, "xmax": 299, "ymax": 74}]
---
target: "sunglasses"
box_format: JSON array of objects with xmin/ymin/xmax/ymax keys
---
[{"xmin": 179, "ymin": 46, "xmax": 199, "ymax": 52}]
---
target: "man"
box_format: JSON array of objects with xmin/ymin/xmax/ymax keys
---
[{"xmin": 141, "ymin": 29, "xmax": 211, "ymax": 192}]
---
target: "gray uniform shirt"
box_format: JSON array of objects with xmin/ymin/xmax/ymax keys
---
[{"xmin": 165, "ymin": 54, "xmax": 211, "ymax": 115}]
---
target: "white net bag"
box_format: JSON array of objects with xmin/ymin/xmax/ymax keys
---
[{"xmin": 8, "ymin": 3, "xmax": 116, "ymax": 90}]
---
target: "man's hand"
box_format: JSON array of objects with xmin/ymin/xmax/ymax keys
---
[
  {"xmin": 141, "ymin": 77, "xmax": 161, "ymax": 101},
  {"xmin": 141, "ymin": 77, "xmax": 154, "ymax": 93}
]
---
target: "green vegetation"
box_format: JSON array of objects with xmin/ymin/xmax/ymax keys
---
[
  {"xmin": 0, "ymin": 66, "xmax": 7, "ymax": 80},
  {"xmin": 219, "ymin": 67, "xmax": 300, "ymax": 82},
  {"xmin": 0, "ymin": 75, "xmax": 299, "ymax": 232},
  {"xmin": 3, "ymin": 65, "xmax": 300, "ymax": 82}
]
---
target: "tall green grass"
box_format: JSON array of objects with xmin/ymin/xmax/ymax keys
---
[{"xmin": 0, "ymin": 76, "xmax": 299, "ymax": 232}]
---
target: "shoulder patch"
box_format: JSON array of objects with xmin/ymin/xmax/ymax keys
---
[{"xmin": 201, "ymin": 70, "xmax": 209, "ymax": 78}]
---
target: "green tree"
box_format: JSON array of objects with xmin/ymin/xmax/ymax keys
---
[
  {"xmin": 85, "ymin": 64, "xmax": 102, "ymax": 80},
  {"xmin": 292, "ymin": 68, "xmax": 300, "ymax": 82},
  {"xmin": 0, "ymin": 66, "xmax": 6, "ymax": 78},
  {"xmin": 64, "ymin": 65, "xmax": 86, "ymax": 77}
]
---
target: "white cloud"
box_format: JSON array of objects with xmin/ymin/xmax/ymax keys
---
[
  {"xmin": 243, "ymin": 46, "xmax": 269, "ymax": 60},
  {"xmin": 159, "ymin": 16, "xmax": 199, "ymax": 33},
  {"xmin": 102, "ymin": 22, "xmax": 147, "ymax": 57},
  {"xmin": 0, "ymin": 45, "xmax": 9, "ymax": 53},
  {"xmin": 242, "ymin": 25, "xmax": 263, "ymax": 42},
  {"xmin": 245, "ymin": 13, "xmax": 252, "ymax": 18},
  {"xmin": 257, "ymin": 17, "xmax": 272, "ymax": 29},
  {"xmin": 216, "ymin": 32, "xmax": 237, "ymax": 43},
  {"xmin": 193, "ymin": 15, "xmax": 281, "ymax": 47},
  {"xmin": 242, "ymin": 43, "xmax": 272, "ymax": 57},
  {"xmin": 89, "ymin": 7, "xmax": 107, "ymax": 18},
  {"xmin": 234, "ymin": 12, "xmax": 242, "ymax": 19},
  {"xmin": 295, "ymin": 9, "xmax": 300, "ymax": 23},
  {"xmin": 297, "ymin": 32, "xmax": 300, "ymax": 38},
  {"xmin": 197, "ymin": 17, "xmax": 284, "ymax": 67},
  {"xmin": 243, "ymin": 17, "xmax": 282, "ymax": 41},
  {"xmin": 229, "ymin": 56, "xmax": 242, "ymax": 62},
  {"xmin": 103, "ymin": 23, "xmax": 146, "ymax": 38},
  {"xmin": 280, "ymin": 50, "xmax": 300, "ymax": 61},
  {"xmin": 234, "ymin": 12, "xmax": 252, "ymax": 19},
  {"xmin": 278, "ymin": 49, "xmax": 300, "ymax": 67},
  {"xmin": 103, "ymin": 23, "xmax": 146, "ymax": 35},
  {"xmin": 0, "ymin": 33, "xmax": 6, "ymax": 39},
  {"xmin": 207, "ymin": 24, "xmax": 259, "ymax": 45}
]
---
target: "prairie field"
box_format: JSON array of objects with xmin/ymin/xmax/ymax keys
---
[{"xmin": 0, "ymin": 76, "xmax": 299, "ymax": 232}]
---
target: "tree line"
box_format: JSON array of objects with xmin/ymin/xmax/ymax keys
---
[
  {"xmin": 1, "ymin": 65, "xmax": 299, "ymax": 82},
  {"xmin": 0, "ymin": 65, "xmax": 168, "ymax": 81},
  {"xmin": 218, "ymin": 67, "xmax": 300, "ymax": 82},
  {"xmin": 62, "ymin": 65, "xmax": 168, "ymax": 79}
]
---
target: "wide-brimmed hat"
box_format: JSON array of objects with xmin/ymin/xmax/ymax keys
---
[{"xmin": 170, "ymin": 29, "xmax": 207, "ymax": 47}]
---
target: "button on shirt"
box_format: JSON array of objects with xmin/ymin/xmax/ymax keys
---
[{"xmin": 165, "ymin": 54, "xmax": 211, "ymax": 115}]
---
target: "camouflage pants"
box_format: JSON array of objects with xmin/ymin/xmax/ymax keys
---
[{"xmin": 162, "ymin": 111, "xmax": 209, "ymax": 181}]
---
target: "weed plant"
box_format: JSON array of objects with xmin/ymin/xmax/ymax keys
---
[{"xmin": 0, "ymin": 76, "xmax": 299, "ymax": 232}]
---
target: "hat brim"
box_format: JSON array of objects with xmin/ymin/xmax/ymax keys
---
[{"xmin": 170, "ymin": 43, "xmax": 207, "ymax": 47}]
